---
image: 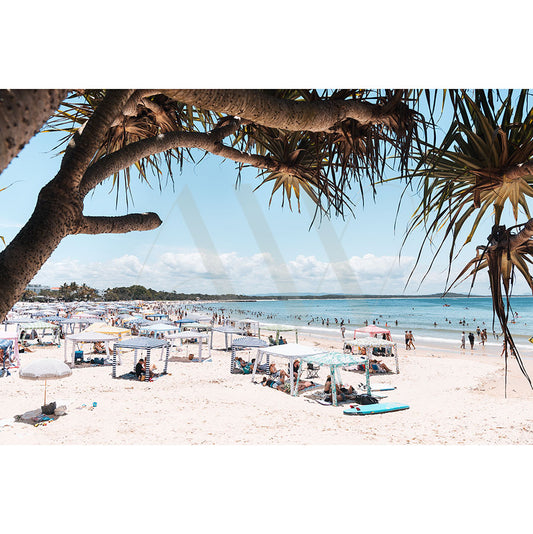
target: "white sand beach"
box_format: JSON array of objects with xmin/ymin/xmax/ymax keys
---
[{"xmin": 1, "ymin": 329, "xmax": 532, "ymax": 446}]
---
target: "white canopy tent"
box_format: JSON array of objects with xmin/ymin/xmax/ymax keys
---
[
  {"xmin": 211, "ymin": 325, "xmax": 244, "ymax": 350},
  {"xmin": 63, "ymin": 331, "xmax": 119, "ymax": 364},
  {"xmin": 138, "ymin": 322, "xmax": 180, "ymax": 337},
  {"xmin": 252, "ymin": 343, "xmax": 327, "ymax": 395},
  {"xmin": 258, "ymin": 324, "xmax": 299, "ymax": 344},
  {"xmin": 165, "ymin": 331, "xmax": 211, "ymax": 361},
  {"xmin": 346, "ymin": 336, "xmax": 399, "ymax": 373},
  {"xmin": 298, "ymin": 351, "xmax": 370, "ymax": 406},
  {"xmin": 236, "ymin": 318, "xmax": 260, "ymax": 336}
]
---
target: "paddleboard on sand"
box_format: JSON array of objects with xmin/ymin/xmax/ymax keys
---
[{"xmin": 343, "ymin": 402, "xmax": 409, "ymax": 416}]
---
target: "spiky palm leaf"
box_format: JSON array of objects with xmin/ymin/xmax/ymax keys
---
[
  {"xmin": 405, "ymin": 89, "xmax": 533, "ymax": 287},
  {"xmin": 45, "ymin": 91, "xmax": 222, "ymax": 205},
  {"xmin": 404, "ymin": 89, "xmax": 533, "ymax": 394}
]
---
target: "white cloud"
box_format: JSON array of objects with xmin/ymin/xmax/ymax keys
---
[{"xmin": 29, "ymin": 250, "xmax": 460, "ymax": 295}]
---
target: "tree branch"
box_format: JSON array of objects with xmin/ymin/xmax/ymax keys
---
[
  {"xmin": 79, "ymin": 118, "xmax": 285, "ymax": 196},
  {"xmin": 161, "ymin": 89, "xmax": 387, "ymax": 132},
  {"xmin": 75, "ymin": 212, "xmax": 162, "ymax": 235},
  {"xmin": 58, "ymin": 89, "xmax": 135, "ymax": 188}
]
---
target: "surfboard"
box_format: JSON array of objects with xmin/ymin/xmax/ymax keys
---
[{"xmin": 343, "ymin": 402, "xmax": 409, "ymax": 416}]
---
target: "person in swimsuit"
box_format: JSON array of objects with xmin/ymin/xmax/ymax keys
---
[{"xmin": 269, "ymin": 363, "xmax": 289, "ymax": 383}]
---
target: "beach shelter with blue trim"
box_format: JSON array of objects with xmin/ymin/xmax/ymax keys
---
[
  {"xmin": 297, "ymin": 351, "xmax": 370, "ymax": 406},
  {"xmin": 253, "ymin": 343, "xmax": 327, "ymax": 395},
  {"xmin": 112, "ymin": 337, "xmax": 170, "ymax": 381},
  {"xmin": 230, "ymin": 336, "xmax": 269, "ymax": 374}
]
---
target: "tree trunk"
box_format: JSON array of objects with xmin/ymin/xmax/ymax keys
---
[
  {"xmin": 0, "ymin": 89, "xmax": 68, "ymax": 174},
  {"xmin": 0, "ymin": 178, "xmax": 79, "ymax": 319}
]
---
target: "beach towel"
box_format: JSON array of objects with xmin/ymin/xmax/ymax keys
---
[{"xmin": 117, "ymin": 371, "xmax": 162, "ymax": 381}]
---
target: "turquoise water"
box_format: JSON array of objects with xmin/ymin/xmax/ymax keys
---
[{"xmin": 191, "ymin": 296, "xmax": 533, "ymax": 353}]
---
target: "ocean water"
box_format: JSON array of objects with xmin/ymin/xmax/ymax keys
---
[{"xmin": 190, "ymin": 296, "xmax": 533, "ymax": 354}]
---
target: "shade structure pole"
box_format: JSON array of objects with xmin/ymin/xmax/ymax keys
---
[
  {"xmin": 43, "ymin": 379, "xmax": 47, "ymax": 406},
  {"xmin": 209, "ymin": 329, "xmax": 213, "ymax": 350},
  {"xmin": 63, "ymin": 339, "xmax": 67, "ymax": 363},
  {"xmin": 163, "ymin": 345, "xmax": 169, "ymax": 375},
  {"xmin": 230, "ymin": 345, "xmax": 236, "ymax": 374},
  {"xmin": 394, "ymin": 345, "xmax": 399, "ymax": 374},
  {"xmin": 295, "ymin": 363, "xmax": 302, "ymax": 396},
  {"xmin": 251, "ymin": 351, "xmax": 260, "ymax": 383},
  {"xmin": 145, "ymin": 348, "xmax": 151, "ymax": 381},
  {"xmin": 289, "ymin": 359, "xmax": 295, "ymax": 396},
  {"xmin": 112, "ymin": 346, "xmax": 117, "ymax": 378},
  {"xmin": 295, "ymin": 330, "xmax": 298, "ymax": 344},
  {"xmin": 366, "ymin": 358, "xmax": 371, "ymax": 395},
  {"xmin": 330, "ymin": 365, "xmax": 338, "ymax": 407}
]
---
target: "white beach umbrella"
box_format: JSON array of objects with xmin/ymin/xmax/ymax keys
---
[{"xmin": 20, "ymin": 359, "xmax": 72, "ymax": 407}]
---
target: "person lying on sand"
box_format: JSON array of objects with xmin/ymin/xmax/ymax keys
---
[
  {"xmin": 93, "ymin": 342, "xmax": 106, "ymax": 354},
  {"xmin": 261, "ymin": 375, "xmax": 316, "ymax": 393},
  {"xmin": 269, "ymin": 363, "xmax": 289, "ymax": 382},
  {"xmin": 324, "ymin": 375, "xmax": 355, "ymax": 403},
  {"xmin": 235, "ymin": 356, "xmax": 254, "ymax": 374},
  {"xmin": 369, "ymin": 359, "xmax": 392, "ymax": 373}
]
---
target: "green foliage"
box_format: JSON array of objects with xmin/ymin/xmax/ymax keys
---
[{"xmin": 404, "ymin": 89, "xmax": 533, "ymax": 288}]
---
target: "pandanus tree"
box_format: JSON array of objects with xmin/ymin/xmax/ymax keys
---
[
  {"xmin": 404, "ymin": 89, "xmax": 533, "ymax": 395},
  {"xmin": 0, "ymin": 88, "xmax": 532, "ymax": 394},
  {"xmin": 0, "ymin": 88, "xmax": 430, "ymax": 320}
]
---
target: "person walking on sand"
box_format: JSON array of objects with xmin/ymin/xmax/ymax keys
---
[
  {"xmin": 408, "ymin": 331, "xmax": 415, "ymax": 350},
  {"xmin": 460, "ymin": 331, "xmax": 466, "ymax": 349},
  {"xmin": 404, "ymin": 331, "xmax": 410, "ymax": 350},
  {"xmin": 468, "ymin": 332, "xmax": 475, "ymax": 350},
  {"xmin": 341, "ymin": 325, "xmax": 346, "ymax": 339}
]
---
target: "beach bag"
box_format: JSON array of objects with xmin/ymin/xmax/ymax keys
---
[{"xmin": 354, "ymin": 394, "xmax": 379, "ymax": 405}]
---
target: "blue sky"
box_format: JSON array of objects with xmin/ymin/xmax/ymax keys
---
[{"xmin": 4, "ymin": 112, "xmax": 526, "ymax": 297}]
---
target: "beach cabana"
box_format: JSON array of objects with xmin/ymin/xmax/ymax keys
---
[
  {"xmin": 144, "ymin": 313, "xmax": 169, "ymax": 321},
  {"xmin": 230, "ymin": 337, "xmax": 269, "ymax": 374},
  {"xmin": 112, "ymin": 337, "xmax": 170, "ymax": 381},
  {"xmin": 63, "ymin": 331, "xmax": 119, "ymax": 365},
  {"xmin": 0, "ymin": 332, "xmax": 20, "ymax": 368},
  {"xmin": 138, "ymin": 322, "xmax": 179, "ymax": 337},
  {"xmin": 174, "ymin": 318, "xmax": 197, "ymax": 330},
  {"xmin": 253, "ymin": 343, "xmax": 327, "ymax": 395},
  {"xmin": 258, "ymin": 324, "xmax": 299, "ymax": 344},
  {"xmin": 348, "ymin": 336, "xmax": 399, "ymax": 373},
  {"xmin": 166, "ymin": 331, "xmax": 211, "ymax": 361},
  {"xmin": 18, "ymin": 321, "xmax": 59, "ymax": 345},
  {"xmin": 236, "ymin": 318, "xmax": 260, "ymax": 336},
  {"xmin": 83, "ymin": 322, "xmax": 130, "ymax": 339},
  {"xmin": 354, "ymin": 325, "xmax": 391, "ymax": 340},
  {"xmin": 297, "ymin": 352, "xmax": 370, "ymax": 406},
  {"xmin": 211, "ymin": 325, "xmax": 244, "ymax": 350}
]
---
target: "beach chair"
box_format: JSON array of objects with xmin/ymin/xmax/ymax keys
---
[{"xmin": 304, "ymin": 362, "xmax": 321, "ymax": 379}]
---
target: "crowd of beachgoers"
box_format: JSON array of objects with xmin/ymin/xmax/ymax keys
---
[{"xmin": 1, "ymin": 298, "xmax": 533, "ymax": 446}]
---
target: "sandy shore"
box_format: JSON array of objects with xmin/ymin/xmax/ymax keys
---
[{"xmin": 1, "ymin": 328, "xmax": 533, "ymax": 446}]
